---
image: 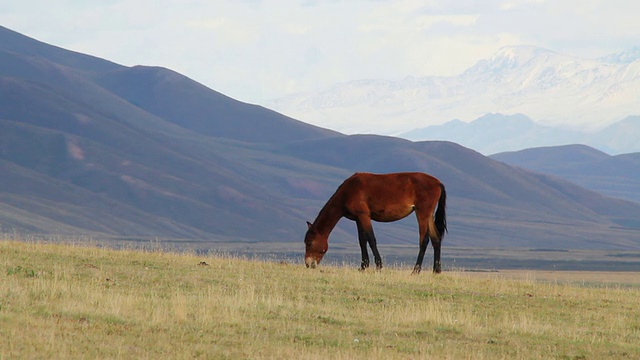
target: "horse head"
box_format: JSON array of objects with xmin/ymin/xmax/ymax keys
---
[{"xmin": 304, "ymin": 221, "xmax": 328, "ymax": 268}]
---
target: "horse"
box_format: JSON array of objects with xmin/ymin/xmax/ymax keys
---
[{"xmin": 304, "ymin": 172, "xmax": 447, "ymax": 273}]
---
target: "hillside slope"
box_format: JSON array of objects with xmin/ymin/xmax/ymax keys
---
[
  {"xmin": 278, "ymin": 136, "xmax": 640, "ymax": 248},
  {"xmin": 491, "ymin": 145, "xmax": 640, "ymax": 204},
  {"xmin": 1, "ymin": 25, "xmax": 639, "ymax": 250}
]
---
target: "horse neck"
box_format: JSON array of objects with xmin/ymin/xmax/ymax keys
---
[{"xmin": 312, "ymin": 191, "xmax": 344, "ymax": 236}]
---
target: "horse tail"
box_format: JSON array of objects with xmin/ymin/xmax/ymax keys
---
[{"xmin": 434, "ymin": 183, "xmax": 447, "ymax": 241}]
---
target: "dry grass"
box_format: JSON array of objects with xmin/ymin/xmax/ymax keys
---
[
  {"xmin": 462, "ymin": 269, "xmax": 640, "ymax": 286},
  {"xmin": 1, "ymin": 239, "xmax": 639, "ymax": 359}
]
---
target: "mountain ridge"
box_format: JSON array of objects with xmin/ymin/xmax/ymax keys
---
[
  {"xmin": 491, "ymin": 144, "xmax": 640, "ymax": 205},
  {"xmin": 1, "ymin": 25, "xmax": 639, "ymax": 251},
  {"xmin": 401, "ymin": 113, "xmax": 640, "ymax": 155}
]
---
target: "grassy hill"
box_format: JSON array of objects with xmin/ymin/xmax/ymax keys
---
[{"xmin": 2, "ymin": 238, "xmax": 639, "ymax": 359}]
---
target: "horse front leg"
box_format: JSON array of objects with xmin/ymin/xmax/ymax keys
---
[
  {"xmin": 369, "ymin": 233, "xmax": 383, "ymax": 270},
  {"xmin": 357, "ymin": 218, "xmax": 382, "ymax": 270},
  {"xmin": 356, "ymin": 221, "xmax": 370, "ymax": 270}
]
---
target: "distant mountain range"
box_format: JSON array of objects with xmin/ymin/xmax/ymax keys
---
[
  {"xmin": 491, "ymin": 144, "xmax": 640, "ymax": 204},
  {"xmin": 1, "ymin": 25, "xmax": 639, "ymax": 251},
  {"xmin": 401, "ymin": 113, "xmax": 640, "ymax": 155},
  {"xmin": 269, "ymin": 45, "xmax": 640, "ymax": 153}
]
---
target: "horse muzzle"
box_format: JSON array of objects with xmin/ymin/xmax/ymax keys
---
[{"xmin": 305, "ymin": 257, "xmax": 317, "ymax": 269}]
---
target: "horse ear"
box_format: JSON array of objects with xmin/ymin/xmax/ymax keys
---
[{"xmin": 306, "ymin": 221, "xmax": 313, "ymax": 229}]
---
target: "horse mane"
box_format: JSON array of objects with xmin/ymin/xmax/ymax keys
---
[{"xmin": 311, "ymin": 174, "xmax": 355, "ymax": 230}]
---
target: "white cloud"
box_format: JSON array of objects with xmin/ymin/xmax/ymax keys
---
[
  {"xmin": 500, "ymin": 0, "xmax": 549, "ymax": 11},
  {"xmin": 186, "ymin": 18, "xmax": 227, "ymax": 30}
]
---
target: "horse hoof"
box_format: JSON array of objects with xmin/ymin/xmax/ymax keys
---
[{"xmin": 412, "ymin": 265, "xmax": 421, "ymax": 275}]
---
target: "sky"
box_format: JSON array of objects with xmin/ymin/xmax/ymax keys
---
[{"xmin": 1, "ymin": 0, "xmax": 639, "ymax": 105}]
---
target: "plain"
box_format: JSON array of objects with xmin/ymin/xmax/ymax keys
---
[{"xmin": 1, "ymin": 239, "xmax": 639, "ymax": 359}]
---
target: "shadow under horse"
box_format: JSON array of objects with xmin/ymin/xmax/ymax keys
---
[{"xmin": 304, "ymin": 172, "xmax": 447, "ymax": 273}]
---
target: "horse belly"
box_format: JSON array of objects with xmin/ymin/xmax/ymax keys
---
[{"xmin": 370, "ymin": 204, "xmax": 415, "ymax": 222}]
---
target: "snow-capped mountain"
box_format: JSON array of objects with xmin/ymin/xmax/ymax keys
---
[{"xmin": 268, "ymin": 45, "xmax": 640, "ymax": 136}]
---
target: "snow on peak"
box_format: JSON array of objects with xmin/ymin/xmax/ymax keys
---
[
  {"xmin": 464, "ymin": 45, "xmax": 558, "ymax": 75},
  {"xmin": 268, "ymin": 45, "xmax": 640, "ymax": 137},
  {"xmin": 599, "ymin": 46, "xmax": 640, "ymax": 64},
  {"xmin": 492, "ymin": 45, "xmax": 555, "ymax": 65}
]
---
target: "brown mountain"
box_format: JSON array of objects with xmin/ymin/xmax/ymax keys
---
[
  {"xmin": 1, "ymin": 25, "xmax": 639, "ymax": 250},
  {"xmin": 491, "ymin": 145, "xmax": 640, "ymax": 204}
]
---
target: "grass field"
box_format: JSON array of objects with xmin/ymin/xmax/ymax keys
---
[{"xmin": 1, "ymin": 239, "xmax": 640, "ymax": 359}]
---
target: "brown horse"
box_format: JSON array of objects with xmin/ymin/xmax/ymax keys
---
[{"xmin": 304, "ymin": 172, "xmax": 447, "ymax": 273}]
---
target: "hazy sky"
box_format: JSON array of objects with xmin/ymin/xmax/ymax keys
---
[{"xmin": 1, "ymin": 0, "xmax": 639, "ymax": 105}]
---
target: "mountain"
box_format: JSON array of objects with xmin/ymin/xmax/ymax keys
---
[
  {"xmin": 491, "ymin": 145, "xmax": 640, "ymax": 204},
  {"xmin": 599, "ymin": 46, "xmax": 640, "ymax": 64},
  {"xmin": 1, "ymin": 25, "xmax": 639, "ymax": 251},
  {"xmin": 93, "ymin": 66, "xmax": 338, "ymax": 143},
  {"xmin": 268, "ymin": 45, "xmax": 640, "ymax": 146},
  {"xmin": 589, "ymin": 116, "xmax": 640, "ymax": 154},
  {"xmin": 401, "ymin": 113, "xmax": 582, "ymax": 155},
  {"xmin": 400, "ymin": 113, "xmax": 640, "ymax": 155},
  {"xmin": 0, "ymin": 25, "xmax": 340, "ymax": 242}
]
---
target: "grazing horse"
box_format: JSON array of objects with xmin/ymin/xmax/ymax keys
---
[{"xmin": 304, "ymin": 172, "xmax": 447, "ymax": 273}]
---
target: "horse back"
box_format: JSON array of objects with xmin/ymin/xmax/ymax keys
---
[
  {"xmin": 345, "ymin": 172, "xmax": 441, "ymax": 195},
  {"xmin": 341, "ymin": 172, "xmax": 442, "ymax": 221}
]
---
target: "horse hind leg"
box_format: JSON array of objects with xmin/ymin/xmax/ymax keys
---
[
  {"xmin": 412, "ymin": 236, "xmax": 430, "ymax": 274},
  {"xmin": 432, "ymin": 238, "xmax": 442, "ymax": 274},
  {"xmin": 412, "ymin": 213, "xmax": 430, "ymax": 274},
  {"xmin": 413, "ymin": 204, "xmax": 441, "ymax": 274}
]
